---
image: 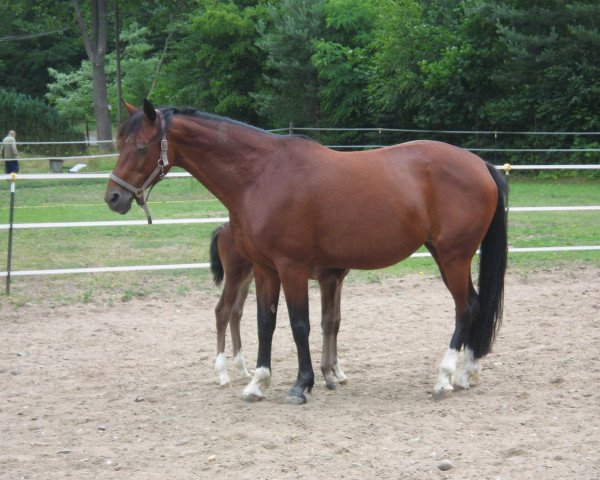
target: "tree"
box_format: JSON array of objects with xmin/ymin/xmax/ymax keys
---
[
  {"xmin": 73, "ymin": 0, "xmax": 112, "ymax": 147},
  {"xmin": 0, "ymin": 0, "xmax": 84, "ymax": 98},
  {"xmin": 311, "ymin": 0, "xmax": 376, "ymax": 128},
  {"xmin": 47, "ymin": 23, "xmax": 159, "ymax": 120},
  {"xmin": 0, "ymin": 88, "xmax": 82, "ymax": 155},
  {"xmin": 416, "ymin": 1, "xmax": 506, "ymax": 132},
  {"xmin": 486, "ymin": 0, "xmax": 600, "ymax": 133},
  {"xmin": 368, "ymin": 0, "xmax": 445, "ymax": 127},
  {"xmin": 158, "ymin": 0, "xmax": 268, "ymax": 124},
  {"xmin": 254, "ymin": 0, "xmax": 326, "ymax": 127}
]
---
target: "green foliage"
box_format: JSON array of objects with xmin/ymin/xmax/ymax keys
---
[
  {"xmin": 46, "ymin": 23, "xmax": 158, "ymax": 119},
  {"xmin": 368, "ymin": 0, "xmax": 446, "ymax": 125},
  {"xmin": 311, "ymin": 0, "xmax": 376, "ymax": 130},
  {"xmin": 0, "ymin": 88, "xmax": 82, "ymax": 155},
  {"xmin": 0, "ymin": 0, "xmax": 84, "ymax": 98},
  {"xmin": 156, "ymin": 0, "xmax": 268, "ymax": 123},
  {"xmin": 254, "ymin": 0, "xmax": 326, "ymax": 127},
  {"xmin": 5, "ymin": 0, "xmax": 600, "ymax": 165}
]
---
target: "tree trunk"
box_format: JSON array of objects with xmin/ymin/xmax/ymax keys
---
[
  {"xmin": 115, "ymin": 0, "xmax": 123, "ymax": 123},
  {"xmin": 73, "ymin": 0, "xmax": 112, "ymax": 151},
  {"xmin": 92, "ymin": 58, "xmax": 113, "ymax": 147}
]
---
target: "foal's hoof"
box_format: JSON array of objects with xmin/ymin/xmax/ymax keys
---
[{"xmin": 325, "ymin": 382, "xmax": 337, "ymax": 391}]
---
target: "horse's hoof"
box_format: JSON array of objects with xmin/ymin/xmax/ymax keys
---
[
  {"xmin": 337, "ymin": 377, "xmax": 348, "ymax": 385},
  {"xmin": 219, "ymin": 380, "xmax": 231, "ymax": 388},
  {"xmin": 433, "ymin": 387, "xmax": 453, "ymax": 401},
  {"xmin": 286, "ymin": 394, "xmax": 307, "ymax": 405},
  {"xmin": 242, "ymin": 392, "xmax": 264, "ymax": 403},
  {"xmin": 326, "ymin": 382, "xmax": 337, "ymax": 390}
]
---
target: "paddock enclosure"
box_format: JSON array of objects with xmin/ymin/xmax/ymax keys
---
[
  {"xmin": 1, "ymin": 266, "xmax": 599, "ymax": 479},
  {"xmin": 1, "ymin": 133, "xmax": 599, "ymax": 477}
]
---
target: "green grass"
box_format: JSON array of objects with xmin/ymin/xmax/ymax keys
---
[{"xmin": 1, "ymin": 173, "xmax": 599, "ymax": 305}]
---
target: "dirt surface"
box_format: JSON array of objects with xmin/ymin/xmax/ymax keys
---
[{"xmin": 1, "ymin": 267, "xmax": 599, "ymax": 479}]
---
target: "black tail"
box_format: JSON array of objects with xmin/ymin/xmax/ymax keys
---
[
  {"xmin": 210, "ymin": 226, "xmax": 225, "ymax": 286},
  {"xmin": 468, "ymin": 163, "xmax": 509, "ymax": 358}
]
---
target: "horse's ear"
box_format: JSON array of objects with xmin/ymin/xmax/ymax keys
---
[
  {"xmin": 122, "ymin": 99, "xmax": 137, "ymax": 117},
  {"xmin": 142, "ymin": 98, "xmax": 157, "ymax": 123}
]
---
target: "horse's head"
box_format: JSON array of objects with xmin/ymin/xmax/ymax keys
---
[{"xmin": 104, "ymin": 98, "xmax": 171, "ymax": 224}]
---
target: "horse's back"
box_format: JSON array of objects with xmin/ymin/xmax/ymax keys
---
[{"xmin": 241, "ymin": 139, "xmax": 499, "ymax": 270}]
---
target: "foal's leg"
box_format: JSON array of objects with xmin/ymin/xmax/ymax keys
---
[
  {"xmin": 318, "ymin": 271, "xmax": 340, "ymax": 390},
  {"xmin": 214, "ymin": 273, "xmax": 251, "ymax": 386},
  {"xmin": 214, "ymin": 247, "xmax": 253, "ymax": 386},
  {"xmin": 214, "ymin": 294, "xmax": 231, "ymax": 386},
  {"xmin": 433, "ymin": 257, "xmax": 479, "ymax": 400},
  {"xmin": 242, "ymin": 265, "xmax": 280, "ymax": 402},
  {"xmin": 331, "ymin": 270, "xmax": 349, "ymax": 384},
  {"xmin": 318, "ymin": 269, "xmax": 349, "ymax": 389},
  {"xmin": 229, "ymin": 274, "xmax": 253, "ymax": 380}
]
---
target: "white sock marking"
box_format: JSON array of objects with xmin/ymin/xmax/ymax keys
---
[
  {"xmin": 215, "ymin": 352, "xmax": 229, "ymax": 386},
  {"xmin": 242, "ymin": 367, "xmax": 271, "ymax": 400},
  {"xmin": 234, "ymin": 350, "xmax": 251, "ymax": 378},
  {"xmin": 455, "ymin": 347, "xmax": 481, "ymax": 389},
  {"xmin": 434, "ymin": 348, "xmax": 458, "ymax": 395}
]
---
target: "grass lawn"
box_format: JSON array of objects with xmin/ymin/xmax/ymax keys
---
[{"xmin": 1, "ymin": 171, "xmax": 598, "ymax": 304}]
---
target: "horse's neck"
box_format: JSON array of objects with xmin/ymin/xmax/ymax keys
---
[{"xmin": 171, "ymin": 117, "xmax": 274, "ymax": 210}]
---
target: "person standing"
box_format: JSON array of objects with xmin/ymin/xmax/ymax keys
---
[{"xmin": 2, "ymin": 130, "xmax": 20, "ymax": 174}]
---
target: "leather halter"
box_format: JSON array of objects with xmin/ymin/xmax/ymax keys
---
[{"xmin": 109, "ymin": 110, "xmax": 168, "ymax": 225}]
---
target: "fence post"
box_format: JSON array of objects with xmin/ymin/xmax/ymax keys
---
[
  {"xmin": 289, "ymin": 122, "xmax": 294, "ymax": 135},
  {"xmin": 5, "ymin": 173, "xmax": 16, "ymax": 295}
]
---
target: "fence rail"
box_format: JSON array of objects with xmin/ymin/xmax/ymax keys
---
[{"xmin": 2, "ymin": 165, "xmax": 600, "ymax": 286}]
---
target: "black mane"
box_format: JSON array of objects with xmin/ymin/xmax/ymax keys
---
[{"xmin": 119, "ymin": 105, "xmax": 318, "ymax": 144}]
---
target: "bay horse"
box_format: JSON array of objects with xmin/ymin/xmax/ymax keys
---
[
  {"xmin": 105, "ymin": 99, "xmax": 508, "ymax": 404},
  {"xmin": 210, "ymin": 222, "xmax": 348, "ymax": 389}
]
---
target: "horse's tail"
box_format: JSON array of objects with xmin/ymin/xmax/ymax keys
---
[
  {"xmin": 469, "ymin": 163, "xmax": 509, "ymax": 358},
  {"xmin": 210, "ymin": 226, "xmax": 225, "ymax": 286}
]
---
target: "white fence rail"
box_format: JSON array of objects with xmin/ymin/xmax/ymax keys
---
[{"xmin": 2, "ymin": 166, "xmax": 600, "ymax": 280}]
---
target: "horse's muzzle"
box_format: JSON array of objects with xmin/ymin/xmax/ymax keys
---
[{"xmin": 105, "ymin": 187, "xmax": 134, "ymax": 214}]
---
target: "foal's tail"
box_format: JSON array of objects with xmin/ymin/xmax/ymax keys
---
[
  {"xmin": 469, "ymin": 163, "xmax": 509, "ymax": 359},
  {"xmin": 210, "ymin": 226, "xmax": 225, "ymax": 286}
]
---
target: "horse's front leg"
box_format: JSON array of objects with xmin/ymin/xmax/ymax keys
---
[
  {"xmin": 242, "ymin": 265, "xmax": 280, "ymax": 402},
  {"xmin": 280, "ymin": 265, "xmax": 313, "ymax": 405}
]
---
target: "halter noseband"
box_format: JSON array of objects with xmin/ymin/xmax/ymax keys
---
[{"xmin": 109, "ymin": 110, "xmax": 168, "ymax": 225}]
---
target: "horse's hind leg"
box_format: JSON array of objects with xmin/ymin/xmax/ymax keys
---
[{"xmin": 432, "ymin": 256, "xmax": 480, "ymax": 400}]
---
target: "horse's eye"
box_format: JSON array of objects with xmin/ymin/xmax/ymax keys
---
[{"xmin": 136, "ymin": 144, "xmax": 148, "ymax": 154}]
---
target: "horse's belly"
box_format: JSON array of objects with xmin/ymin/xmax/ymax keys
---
[{"xmin": 314, "ymin": 224, "xmax": 426, "ymax": 270}]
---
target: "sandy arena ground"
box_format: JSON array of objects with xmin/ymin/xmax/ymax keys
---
[{"xmin": 1, "ymin": 267, "xmax": 599, "ymax": 479}]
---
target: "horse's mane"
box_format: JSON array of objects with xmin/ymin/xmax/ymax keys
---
[{"xmin": 119, "ymin": 106, "xmax": 318, "ymax": 144}]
